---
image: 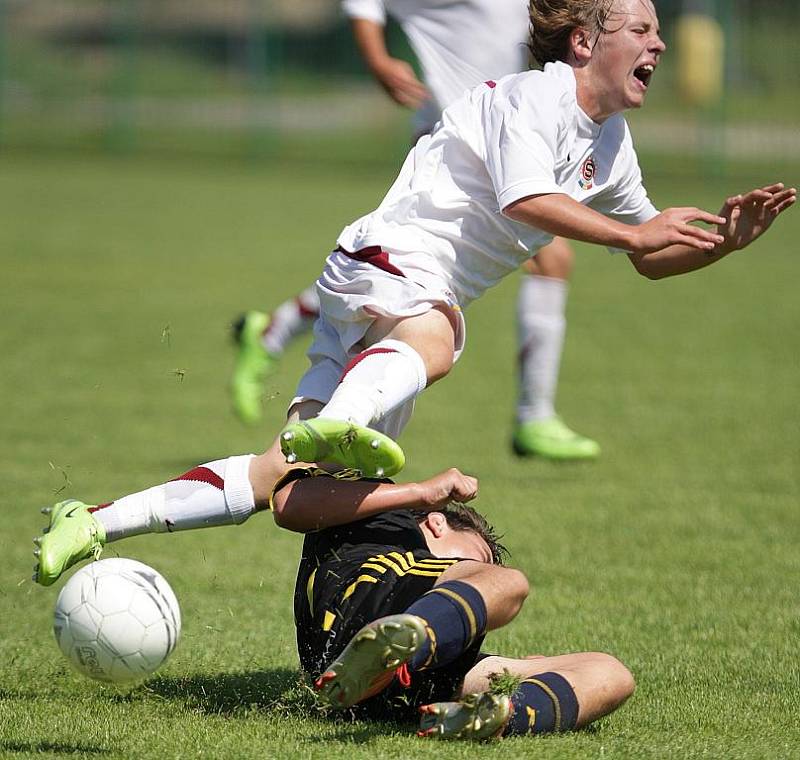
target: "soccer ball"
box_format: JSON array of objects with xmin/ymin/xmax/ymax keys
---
[{"xmin": 53, "ymin": 558, "xmax": 181, "ymax": 683}]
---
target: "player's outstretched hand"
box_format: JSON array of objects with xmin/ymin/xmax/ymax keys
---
[
  {"xmin": 372, "ymin": 56, "xmax": 430, "ymax": 109},
  {"xmin": 417, "ymin": 468, "xmax": 478, "ymax": 509},
  {"xmin": 715, "ymin": 183, "xmax": 797, "ymax": 254},
  {"xmin": 632, "ymin": 207, "xmax": 727, "ymax": 254}
]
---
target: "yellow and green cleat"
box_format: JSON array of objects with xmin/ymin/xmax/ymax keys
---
[
  {"xmin": 33, "ymin": 500, "xmax": 106, "ymax": 586},
  {"xmin": 512, "ymin": 417, "xmax": 600, "ymax": 461},
  {"xmin": 418, "ymin": 692, "xmax": 512, "ymax": 740},
  {"xmin": 231, "ymin": 310, "xmax": 278, "ymax": 426},
  {"xmin": 279, "ymin": 418, "xmax": 405, "ymax": 478},
  {"xmin": 315, "ymin": 614, "xmax": 427, "ymax": 708}
]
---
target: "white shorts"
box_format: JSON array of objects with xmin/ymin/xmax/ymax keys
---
[{"xmin": 291, "ymin": 247, "xmax": 467, "ymax": 438}]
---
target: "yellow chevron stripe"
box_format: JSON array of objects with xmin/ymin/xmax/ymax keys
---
[
  {"xmin": 408, "ymin": 568, "xmax": 447, "ymax": 577},
  {"xmin": 360, "ymin": 562, "xmax": 388, "ymax": 574},
  {"xmin": 306, "ymin": 568, "xmax": 316, "ymax": 613},
  {"xmin": 322, "ymin": 610, "xmax": 336, "ymax": 631},
  {"xmin": 342, "ymin": 574, "xmax": 379, "ymax": 600},
  {"xmin": 388, "ymin": 551, "xmax": 412, "ymax": 571},
  {"xmin": 372, "ymin": 554, "xmax": 405, "ymax": 575}
]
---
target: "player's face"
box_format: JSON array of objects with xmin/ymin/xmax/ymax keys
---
[
  {"xmin": 587, "ymin": 0, "xmax": 665, "ymax": 119},
  {"xmin": 431, "ymin": 529, "xmax": 494, "ymax": 564}
]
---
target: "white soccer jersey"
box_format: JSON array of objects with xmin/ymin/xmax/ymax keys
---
[
  {"xmin": 335, "ymin": 61, "xmax": 659, "ymax": 308},
  {"xmin": 341, "ymin": 0, "xmax": 529, "ymax": 116}
]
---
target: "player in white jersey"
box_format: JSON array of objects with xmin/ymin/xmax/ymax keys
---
[
  {"xmin": 274, "ymin": 0, "xmax": 795, "ymax": 478},
  {"xmin": 232, "ymin": 0, "xmax": 600, "ymax": 461}
]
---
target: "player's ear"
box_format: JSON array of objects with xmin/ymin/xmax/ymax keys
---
[
  {"xmin": 569, "ymin": 26, "xmax": 594, "ymax": 65},
  {"xmin": 424, "ymin": 512, "xmax": 448, "ymax": 538}
]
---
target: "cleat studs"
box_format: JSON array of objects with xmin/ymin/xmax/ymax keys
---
[
  {"xmin": 370, "ymin": 439, "xmax": 380, "ymax": 450},
  {"xmin": 33, "ymin": 537, "xmax": 41, "ymax": 547},
  {"xmin": 33, "ymin": 549, "xmax": 40, "ymax": 558},
  {"xmin": 42, "ymin": 527, "xmax": 50, "ymax": 534},
  {"xmin": 375, "ymin": 467, "xmax": 385, "ymax": 478},
  {"xmin": 281, "ymin": 431, "xmax": 294, "ymax": 442},
  {"xmin": 286, "ymin": 453, "xmax": 297, "ymax": 464},
  {"xmin": 40, "ymin": 507, "xmax": 52, "ymax": 515}
]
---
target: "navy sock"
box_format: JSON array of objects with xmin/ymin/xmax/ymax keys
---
[
  {"xmin": 503, "ymin": 672, "xmax": 579, "ymax": 735},
  {"xmin": 405, "ymin": 581, "xmax": 487, "ymax": 671}
]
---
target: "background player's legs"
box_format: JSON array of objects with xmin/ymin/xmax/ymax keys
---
[
  {"xmin": 514, "ymin": 238, "xmax": 600, "ymax": 460},
  {"xmin": 231, "ymin": 286, "xmax": 321, "ymax": 424},
  {"xmin": 460, "ymin": 651, "xmax": 635, "ymax": 730}
]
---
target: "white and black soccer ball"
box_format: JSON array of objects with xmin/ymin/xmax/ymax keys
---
[{"xmin": 53, "ymin": 558, "xmax": 181, "ymax": 684}]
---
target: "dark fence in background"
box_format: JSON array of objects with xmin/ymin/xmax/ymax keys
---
[{"xmin": 0, "ymin": 0, "xmax": 797, "ymax": 168}]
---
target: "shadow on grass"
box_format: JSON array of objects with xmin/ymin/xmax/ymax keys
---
[
  {"xmin": 138, "ymin": 668, "xmax": 402, "ymax": 742},
  {"xmin": 139, "ymin": 667, "xmax": 317, "ymax": 716},
  {"xmin": 0, "ymin": 741, "xmax": 110, "ymax": 755}
]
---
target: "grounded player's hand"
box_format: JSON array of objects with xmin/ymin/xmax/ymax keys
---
[
  {"xmin": 372, "ymin": 57, "xmax": 430, "ymax": 109},
  {"xmin": 632, "ymin": 207, "xmax": 726, "ymax": 254},
  {"xmin": 715, "ymin": 183, "xmax": 797, "ymax": 254},
  {"xmin": 418, "ymin": 468, "xmax": 479, "ymax": 509}
]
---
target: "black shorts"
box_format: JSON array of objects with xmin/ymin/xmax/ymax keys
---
[{"xmin": 295, "ymin": 548, "xmax": 484, "ymax": 721}]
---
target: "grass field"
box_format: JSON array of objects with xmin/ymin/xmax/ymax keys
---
[{"xmin": 1, "ymin": 145, "xmax": 798, "ymax": 759}]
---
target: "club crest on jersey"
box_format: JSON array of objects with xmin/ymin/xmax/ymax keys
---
[{"xmin": 578, "ymin": 155, "xmax": 596, "ymax": 190}]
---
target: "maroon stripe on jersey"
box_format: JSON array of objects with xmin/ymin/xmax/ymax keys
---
[
  {"xmin": 171, "ymin": 466, "xmax": 224, "ymax": 490},
  {"xmin": 340, "ymin": 348, "xmax": 398, "ymax": 382},
  {"xmin": 335, "ymin": 245, "xmax": 406, "ymax": 278},
  {"xmin": 485, "ymin": 80, "xmax": 497, "ymax": 88},
  {"xmin": 88, "ymin": 502, "xmax": 113, "ymax": 513},
  {"xmin": 295, "ymin": 297, "xmax": 319, "ymax": 320}
]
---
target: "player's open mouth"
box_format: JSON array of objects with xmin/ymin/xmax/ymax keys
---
[{"xmin": 633, "ymin": 64, "xmax": 655, "ymax": 89}]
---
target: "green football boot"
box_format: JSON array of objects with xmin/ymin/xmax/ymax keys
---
[
  {"xmin": 315, "ymin": 614, "xmax": 427, "ymax": 708},
  {"xmin": 512, "ymin": 417, "xmax": 600, "ymax": 461},
  {"xmin": 418, "ymin": 692, "xmax": 512, "ymax": 740},
  {"xmin": 33, "ymin": 500, "xmax": 106, "ymax": 587},
  {"xmin": 231, "ymin": 310, "xmax": 278, "ymax": 426},
  {"xmin": 279, "ymin": 418, "xmax": 405, "ymax": 478}
]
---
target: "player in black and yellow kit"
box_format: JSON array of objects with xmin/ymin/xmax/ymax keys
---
[{"xmin": 271, "ymin": 466, "xmax": 635, "ymax": 740}]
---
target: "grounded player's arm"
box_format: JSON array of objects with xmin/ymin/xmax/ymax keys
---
[
  {"xmin": 350, "ymin": 17, "xmax": 429, "ymax": 109},
  {"xmin": 504, "ymin": 193, "xmax": 726, "ymax": 260},
  {"xmin": 271, "ymin": 467, "xmax": 478, "ymax": 533}
]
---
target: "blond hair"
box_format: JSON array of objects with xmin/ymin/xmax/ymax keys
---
[{"xmin": 528, "ymin": 0, "xmax": 618, "ymax": 67}]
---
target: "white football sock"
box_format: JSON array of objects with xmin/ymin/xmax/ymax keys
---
[
  {"xmin": 262, "ymin": 286, "xmax": 320, "ymax": 356},
  {"xmin": 318, "ymin": 339, "xmax": 427, "ymax": 428},
  {"xmin": 91, "ymin": 455, "xmax": 255, "ymax": 542},
  {"xmin": 516, "ymin": 275, "xmax": 568, "ymax": 423}
]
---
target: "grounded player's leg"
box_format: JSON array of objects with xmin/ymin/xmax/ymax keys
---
[
  {"xmin": 316, "ymin": 563, "xmax": 527, "ymax": 709},
  {"xmin": 231, "ymin": 287, "xmax": 320, "ymax": 425},
  {"xmin": 451, "ymin": 652, "xmax": 635, "ymax": 733},
  {"xmin": 34, "ymin": 455, "xmax": 257, "ymax": 586},
  {"xmin": 513, "ymin": 241, "xmax": 600, "ymax": 461}
]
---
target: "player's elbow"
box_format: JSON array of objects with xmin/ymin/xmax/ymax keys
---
[
  {"xmin": 270, "ymin": 485, "xmax": 303, "ymax": 531},
  {"xmin": 628, "ymin": 253, "xmax": 664, "ymax": 280}
]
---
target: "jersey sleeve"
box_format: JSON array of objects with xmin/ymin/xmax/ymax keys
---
[
  {"xmin": 341, "ymin": 0, "xmax": 386, "ymax": 25},
  {"xmin": 591, "ymin": 126, "xmax": 659, "ymax": 253},
  {"xmin": 483, "ymin": 75, "xmax": 571, "ymax": 211}
]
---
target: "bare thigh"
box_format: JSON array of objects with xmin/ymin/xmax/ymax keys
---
[{"xmin": 460, "ymin": 652, "xmax": 635, "ymax": 728}]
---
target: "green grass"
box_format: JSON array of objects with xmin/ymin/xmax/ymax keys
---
[{"xmin": 0, "ymin": 147, "xmax": 799, "ymax": 759}]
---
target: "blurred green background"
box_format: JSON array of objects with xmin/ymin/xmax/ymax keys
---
[{"xmin": 0, "ymin": 0, "xmax": 798, "ymax": 165}]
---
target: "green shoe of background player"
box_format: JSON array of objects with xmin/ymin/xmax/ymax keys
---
[
  {"xmin": 418, "ymin": 692, "xmax": 512, "ymax": 740},
  {"xmin": 33, "ymin": 500, "xmax": 106, "ymax": 587},
  {"xmin": 279, "ymin": 418, "xmax": 406, "ymax": 478},
  {"xmin": 231, "ymin": 310, "xmax": 277, "ymax": 426},
  {"xmin": 512, "ymin": 417, "xmax": 600, "ymax": 461},
  {"xmin": 315, "ymin": 614, "xmax": 427, "ymax": 708}
]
